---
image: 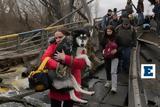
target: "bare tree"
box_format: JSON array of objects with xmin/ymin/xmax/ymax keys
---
[
  {"xmin": 16, "ymin": 0, "xmax": 45, "ymax": 28},
  {"xmin": 0, "ymin": 0, "xmax": 47, "ymax": 34},
  {"xmin": 0, "ymin": 0, "xmax": 92, "ymax": 35},
  {"xmin": 39, "ymin": 0, "xmax": 64, "ymax": 24},
  {"xmin": 60, "ymin": 0, "xmax": 75, "ymax": 23},
  {"xmin": 39, "ymin": 0, "xmax": 89, "ymax": 24},
  {"xmin": 0, "ymin": 0, "xmax": 19, "ymax": 34},
  {"xmin": 94, "ymin": 0, "xmax": 99, "ymax": 18}
]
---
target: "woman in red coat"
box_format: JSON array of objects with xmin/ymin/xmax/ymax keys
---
[{"xmin": 41, "ymin": 29, "xmax": 87, "ymax": 107}]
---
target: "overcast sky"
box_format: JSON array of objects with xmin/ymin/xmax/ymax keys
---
[{"xmin": 92, "ymin": 0, "xmax": 154, "ymax": 17}]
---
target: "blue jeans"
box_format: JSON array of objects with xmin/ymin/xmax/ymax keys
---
[{"xmin": 119, "ymin": 47, "xmax": 131, "ymax": 73}]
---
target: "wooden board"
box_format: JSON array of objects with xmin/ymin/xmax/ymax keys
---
[{"xmin": 102, "ymin": 85, "xmax": 128, "ymax": 106}]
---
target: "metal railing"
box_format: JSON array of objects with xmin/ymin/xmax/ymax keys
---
[
  {"xmin": 0, "ymin": 21, "xmax": 86, "ymax": 60},
  {"xmin": 128, "ymin": 47, "xmax": 142, "ymax": 107}
]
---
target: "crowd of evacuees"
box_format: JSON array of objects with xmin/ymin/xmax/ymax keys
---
[
  {"xmin": 99, "ymin": 0, "xmax": 160, "ymax": 94},
  {"xmin": 100, "ymin": 8, "xmax": 136, "ymax": 94}
]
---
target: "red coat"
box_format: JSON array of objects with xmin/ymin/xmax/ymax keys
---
[{"xmin": 41, "ymin": 43, "xmax": 86, "ymax": 101}]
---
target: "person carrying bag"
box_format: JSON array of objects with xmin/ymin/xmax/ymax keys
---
[{"xmin": 41, "ymin": 29, "xmax": 87, "ymax": 107}]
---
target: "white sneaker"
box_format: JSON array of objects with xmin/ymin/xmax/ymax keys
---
[
  {"xmin": 111, "ymin": 87, "xmax": 117, "ymax": 93},
  {"xmin": 104, "ymin": 81, "xmax": 111, "ymax": 87}
]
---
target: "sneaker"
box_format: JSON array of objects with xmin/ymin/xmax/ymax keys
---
[
  {"xmin": 104, "ymin": 81, "xmax": 111, "ymax": 87},
  {"xmin": 111, "ymin": 87, "xmax": 117, "ymax": 94}
]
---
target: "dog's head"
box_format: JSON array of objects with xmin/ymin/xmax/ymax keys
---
[{"xmin": 72, "ymin": 29, "xmax": 90, "ymax": 47}]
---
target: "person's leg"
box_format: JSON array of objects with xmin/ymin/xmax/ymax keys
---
[
  {"xmin": 111, "ymin": 58, "xmax": 119, "ymax": 92},
  {"xmin": 63, "ymin": 100, "xmax": 74, "ymax": 107},
  {"xmin": 118, "ymin": 49, "xmax": 123, "ymax": 73},
  {"xmin": 117, "ymin": 48, "xmax": 124, "ymax": 74},
  {"xmin": 104, "ymin": 59, "xmax": 111, "ymax": 87},
  {"xmin": 121, "ymin": 48, "xmax": 126, "ymax": 72},
  {"xmin": 104, "ymin": 59, "xmax": 111, "ymax": 81},
  {"xmin": 123, "ymin": 47, "xmax": 131, "ymax": 73},
  {"xmin": 156, "ymin": 20, "xmax": 160, "ymax": 36},
  {"xmin": 51, "ymin": 99, "xmax": 61, "ymax": 107}
]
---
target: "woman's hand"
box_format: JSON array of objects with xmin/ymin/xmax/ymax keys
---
[
  {"xmin": 54, "ymin": 50, "xmax": 65, "ymax": 61},
  {"xmin": 111, "ymin": 49, "xmax": 117, "ymax": 55}
]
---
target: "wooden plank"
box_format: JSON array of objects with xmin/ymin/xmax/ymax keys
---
[
  {"xmin": 154, "ymin": 96, "xmax": 160, "ymax": 107},
  {"xmin": 0, "ymin": 51, "xmax": 16, "ymax": 56},
  {"xmin": 103, "ymin": 85, "xmax": 128, "ymax": 106},
  {"xmin": 81, "ymin": 81, "xmax": 109, "ymax": 103},
  {"xmin": 138, "ymin": 38, "xmax": 159, "ymax": 48},
  {"xmin": 24, "ymin": 90, "xmax": 49, "ymax": 104},
  {"xmin": 118, "ymin": 71, "xmax": 129, "ymax": 85},
  {"xmin": 140, "ymin": 49, "xmax": 152, "ymax": 62},
  {"xmin": 99, "ymin": 104, "xmax": 118, "ymax": 107},
  {"xmin": 74, "ymin": 102, "xmax": 99, "ymax": 107},
  {"xmin": 132, "ymin": 49, "xmax": 142, "ymax": 107},
  {"xmin": 74, "ymin": 101, "xmax": 116, "ymax": 107},
  {"xmin": 0, "ymin": 50, "xmax": 40, "ymax": 60},
  {"xmin": 143, "ymin": 88, "xmax": 160, "ymax": 106}
]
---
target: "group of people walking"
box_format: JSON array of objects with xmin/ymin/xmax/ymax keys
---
[
  {"xmin": 100, "ymin": 0, "xmax": 160, "ymax": 95},
  {"xmin": 101, "ymin": 10, "xmax": 136, "ymax": 94}
]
